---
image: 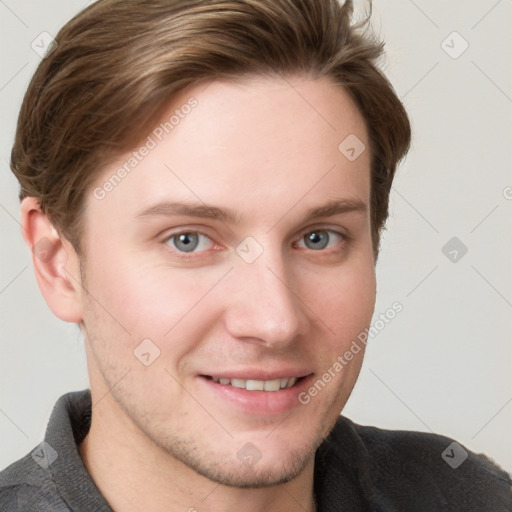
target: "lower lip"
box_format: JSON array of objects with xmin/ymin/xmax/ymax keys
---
[{"xmin": 197, "ymin": 375, "xmax": 314, "ymax": 415}]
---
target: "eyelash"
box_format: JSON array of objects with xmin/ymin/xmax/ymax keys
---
[{"xmin": 162, "ymin": 228, "xmax": 350, "ymax": 259}]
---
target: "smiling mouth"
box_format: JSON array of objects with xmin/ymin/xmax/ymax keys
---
[{"xmin": 202, "ymin": 376, "xmax": 307, "ymax": 391}]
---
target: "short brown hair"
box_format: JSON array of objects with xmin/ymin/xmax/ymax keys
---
[{"xmin": 11, "ymin": 0, "xmax": 410, "ymax": 258}]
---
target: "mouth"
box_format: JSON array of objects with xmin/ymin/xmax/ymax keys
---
[
  {"xmin": 201, "ymin": 375, "xmax": 306, "ymax": 391},
  {"xmin": 196, "ymin": 368, "xmax": 314, "ymax": 415},
  {"xmin": 197, "ymin": 372, "xmax": 314, "ymax": 415}
]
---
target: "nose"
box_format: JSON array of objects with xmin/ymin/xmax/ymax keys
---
[{"xmin": 223, "ymin": 249, "xmax": 308, "ymax": 348}]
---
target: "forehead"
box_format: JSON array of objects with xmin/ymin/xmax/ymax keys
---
[{"xmin": 88, "ymin": 74, "xmax": 370, "ymax": 226}]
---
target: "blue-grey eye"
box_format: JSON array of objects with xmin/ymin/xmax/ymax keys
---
[
  {"xmin": 299, "ymin": 230, "xmax": 343, "ymax": 250},
  {"xmin": 166, "ymin": 232, "xmax": 211, "ymax": 253}
]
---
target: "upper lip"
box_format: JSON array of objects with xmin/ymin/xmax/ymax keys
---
[{"xmin": 201, "ymin": 369, "xmax": 313, "ymax": 380}]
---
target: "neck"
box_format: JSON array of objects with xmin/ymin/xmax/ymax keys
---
[{"xmin": 79, "ymin": 393, "xmax": 317, "ymax": 512}]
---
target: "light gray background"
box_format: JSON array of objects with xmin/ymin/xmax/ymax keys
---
[{"xmin": 1, "ymin": 0, "xmax": 511, "ymax": 474}]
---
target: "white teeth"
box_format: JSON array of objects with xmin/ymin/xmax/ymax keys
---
[
  {"xmin": 231, "ymin": 378, "xmax": 246, "ymax": 389},
  {"xmin": 246, "ymin": 380, "xmax": 264, "ymax": 391},
  {"xmin": 210, "ymin": 376, "xmax": 299, "ymax": 391},
  {"xmin": 264, "ymin": 379, "xmax": 281, "ymax": 391}
]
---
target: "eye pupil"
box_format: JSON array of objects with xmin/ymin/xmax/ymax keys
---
[{"xmin": 304, "ymin": 231, "xmax": 329, "ymax": 250}]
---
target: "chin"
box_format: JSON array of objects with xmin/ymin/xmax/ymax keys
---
[
  {"xmin": 182, "ymin": 445, "xmax": 315, "ymax": 488},
  {"xmin": 156, "ymin": 429, "xmax": 323, "ymax": 489}
]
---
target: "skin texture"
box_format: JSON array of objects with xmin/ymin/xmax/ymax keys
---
[{"xmin": 21, "ymin": 74, "xmax": 376, "ymax": 512}]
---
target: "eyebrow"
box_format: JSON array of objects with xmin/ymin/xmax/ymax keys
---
[{"xmin": 134, "ymin": 197, "xmax": 367, "ymax": 224}]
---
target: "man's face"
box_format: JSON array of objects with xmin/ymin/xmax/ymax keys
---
[{"xmin": 77, "ymin": 75, "xmax": 376, "ymax": 486}]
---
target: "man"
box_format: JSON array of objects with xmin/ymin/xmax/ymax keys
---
[{"xmin": 1, "ymin": 0, "xmax": 510, "ymax": 510}]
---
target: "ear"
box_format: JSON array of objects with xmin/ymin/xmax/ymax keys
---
[{"xmin": 20, "ymin": 197, "xmax": 83, "ymax": 323}]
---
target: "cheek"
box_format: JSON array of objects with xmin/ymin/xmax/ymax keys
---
[
  {"xmin": 80, "ymin": 244, "xmax": 224, "ymax": 358},
  {"xmin": 301, "ymin": 255, "xmax": 376, "ymax": 389},
  {"xmin": 304, "ymin": 256, "xmax": 376, "ymax": 337},
  {"xmin": 294, "ymin": 267, "xmax": 375, "ymax": 431}
]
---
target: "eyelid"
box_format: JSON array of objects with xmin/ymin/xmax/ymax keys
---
[
  {"xmin": 294, "ymin": 227, "xmax": 348, "ymax": 250},
  {"xmin": 302, "ymin": 224, "xmax": 348, "ymax": 235},
  {"xmin": 162, "ymin": 229, "xmax": 218, "ymax": 256},
  {"xmin": 161, "ymin": 226, "xmax": 214, "ymax": 242}
]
